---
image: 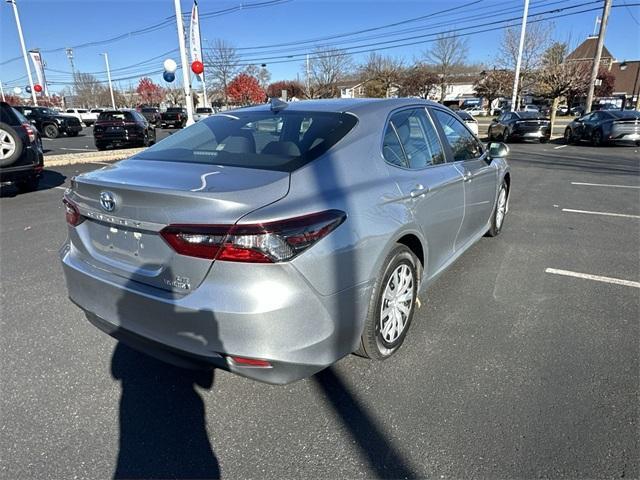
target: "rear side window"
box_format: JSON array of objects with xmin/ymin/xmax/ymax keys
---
[
  {"xmin": 383, "ymin": 108, "xmax": 445, "ymax": 169},
  {"xmin": 135, "ymin": 110, "xmax": 358, "ymax": 172},
  {"xmin": 0, "ymin": 105, "xmax": 21, "ymax": 126},
  {"xmin": 432, "ymin": 109, "xmax": 483, "ymax": 162}
]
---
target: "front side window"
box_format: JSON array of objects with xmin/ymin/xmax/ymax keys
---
[
  {"xmin": 432, "ymin": 109, "xmax": 483, "ymax": 162},
  {"xmin": 383, "ymin": 109, "xmax": 445, "ymax": 169}
]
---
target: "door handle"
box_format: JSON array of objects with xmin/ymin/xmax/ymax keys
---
[
  {"xmin": 462, "ymin": 171, "xmax": 473, "ymax": 182},
  {"xmin": 410, "ymin": 184, "xmax": 429, "ymax": 198}
]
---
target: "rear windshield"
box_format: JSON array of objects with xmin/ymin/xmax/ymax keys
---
[
  {"xmin": 141, "ymin": 108, "xmax": 158, "ymax": 112},
  {"xmin": 196, "ymin": 108, "xmax": 213, "ymax": 113},
  {"xmin": 516, "ymin": 112, "xmax": 545, "ymax": 119},
  {"xmin": 0, "ymin": 104, "xmax": 21, "ymax": 125},
  {"xmin": 98, "ymin": 111, "xmax": 133, "ymax": 121},
  {"xmin": 135, "ymin": 110, "xmax": 358, "ymax": 172},
  {"xmin": 166, "ymin": 108, "xmax": 184, "ymax": 112}
]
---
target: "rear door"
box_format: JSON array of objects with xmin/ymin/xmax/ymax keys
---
[
  {"xmin": 431, "ymin": 108, "xmax": 497, "ymax": 249},
  {"xmin": 381, "ymin": 107, "xmax": 465, "ymax": 277}
]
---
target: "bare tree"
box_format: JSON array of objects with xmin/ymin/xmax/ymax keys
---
[
  {"xmin": 305, "ymin": 46, "xmax": 353, "ymax": 98},
  {"xmin": 498, "ymin": 22, "xmax": 553, "ymax": 106},
  {"xmin": 538, "ymin": 42, "xmax": 591, "ymax": 134},
  {"xmin": 360, "ymin": 52, "xmax": 404, "ymax": 98},
  {"xmin": 73, "ymin": 72, "xmax": 107, "ymax": 107},
  {"xmin": 244, "ymin": 64, "xmax": 271, "ymax": 90},
  {"xmin": 398, "ymin": 64, "xmax": 439, "ymax": 99},
  {"xmin": 474, "ymin": 69, "xmax": 514, "ymax": 114},
  {"xmin": 423, "ymin": 33, "xmax": 469, "ymax": 102},
  {"xmin": 205, "ymin": 39, "xmax": 240, "ymax": 107},
  {"xmin": 163, "ymin": 84, "xmax": 185, "ymax": 106}
]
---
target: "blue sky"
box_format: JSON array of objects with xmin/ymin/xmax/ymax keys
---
[{"xmin": 1, "ymin": 0, "xmax": 639, "ymax": 95}]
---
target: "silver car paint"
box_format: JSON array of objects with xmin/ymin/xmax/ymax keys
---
[{"xmin": 60, "ymin": 98, "xmax": 510, "ymax": 384}]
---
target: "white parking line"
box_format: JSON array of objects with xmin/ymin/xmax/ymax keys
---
[
  {"xmin": 57, "ymin": 147, "xmax": 95, "ymax": 152},
  {"xmin": 554, "ymin": 145, "xmax": 568, "ymax": 150},
  {"xmin": 545, "ymin": 268, "xmax": 640, "ymax": 289},
  {"xmin": 571, "ymin": 182, "xmax": 640, "ymax": 189},
  {"xmin": 562, "ymin": 208, "xmax": 640, "ymax": 219}
]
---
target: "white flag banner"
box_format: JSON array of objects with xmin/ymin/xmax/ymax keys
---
[
  {"xmin": 28, "ymin": 50, "xmax": 49, "ymax": 95},
  {"xmin": 189, "ymin": 0, "xmax": 203, "ymax": 80}
]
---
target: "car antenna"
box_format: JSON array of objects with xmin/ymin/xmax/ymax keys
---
[{"xmin": 269, "ymin": 97, "xmax": 288, "ymax": 113}]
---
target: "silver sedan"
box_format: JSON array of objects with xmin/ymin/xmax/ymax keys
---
[{"xmin": 60, "ymin": 98, "xmax": 510, "ymax": 384}]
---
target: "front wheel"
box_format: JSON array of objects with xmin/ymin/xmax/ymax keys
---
[
  {"xmin": 564, "ymin": 128, "xmax": 573, "ymax": 144},
  {"xmin": 356, "ymin": 245, "xmax": 418, "ymax": 360},
  {"xmin": 486, "ymin": 181, "xmax": 508, "ymax": 237}
]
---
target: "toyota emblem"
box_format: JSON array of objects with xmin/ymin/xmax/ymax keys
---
[{"xmin": 99, "ymin": 191, "xmax": 116, "ymax": 212}]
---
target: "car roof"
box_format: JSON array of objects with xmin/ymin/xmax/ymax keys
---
[{"xmin": 235, "ymin": 98, "xmax": 440, "ymax": 116}]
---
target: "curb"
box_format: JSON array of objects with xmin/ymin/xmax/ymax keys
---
[{"xmin": 44, "ymin": 148, "xmax": 145, "ymax": 167}]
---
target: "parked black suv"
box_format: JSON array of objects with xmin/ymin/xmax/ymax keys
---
[
  {"xmin": 140, "ymin": 107, "xmax": 162, "ymax": 125},
  {"xmin": 0, "ymin": 102, "xmax": 44, "ymax": 192},
  {"xmin": 13, "ymin": 105, "xmax": 82, "ymax": 139},
  {"xmin": 94, "ymin": 110, "xmax": 156, "ymax": 150}
]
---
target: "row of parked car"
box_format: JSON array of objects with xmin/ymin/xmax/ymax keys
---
[{"xmin": 456, "ymin": 108, "xmax": 640, "ymax": 146}]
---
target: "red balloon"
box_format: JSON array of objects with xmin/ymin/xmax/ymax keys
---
[
  {"xmin": 191, "ymin": 60, "xmax": 204, "ymax": 75},
  {"xmin": 34, "ymin": 84, "xmax": 43, "ymax": 93}
]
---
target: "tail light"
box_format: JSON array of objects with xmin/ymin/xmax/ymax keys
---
[
  {"xmin": 160, "ymin": 210, "xmax": 346, "ymax": 263},
  {"xmin": 63, "ymin": 198, "xmax": 84, "ymax": 227},
  {"xmin": 22, "ymin": 123, "xmax": 36, "ymax": 143}
]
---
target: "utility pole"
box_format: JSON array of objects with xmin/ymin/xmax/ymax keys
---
[
  {"xmin": 0, "ymin": 80, "xmax": 5, "ymax": 101},
  {"xmin": 510, "ymin": 0, "xmax": 529, "ymax": 112},
  {"xmin": 101, "ymin": 53, "xmax": 116, "ymax": 109},
  {"xmin": 6, "ymin": 0, "xmax": 37, "ymax": 105},
  {"xmin": 306, "ymin": 53, "xmax": 310, "ymax": 98},
  {"xmin": 174, "ymin": 0, "xmax": 194, "ymax": 125},
  {"xmin": 585, "ymin": 0, "xmax": 612, "ymax": 114},
  {"xmin": 66, "ymin": 48, "xmax": 77, "ymax": 105}
]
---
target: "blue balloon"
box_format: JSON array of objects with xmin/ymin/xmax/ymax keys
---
[
  {"xmin": 25, "ymin": 85, "xmax": 32, "ymax": 93},
  {"xmin": 163, "ymin": 71, "xmax": 175, "ymax": 83}
]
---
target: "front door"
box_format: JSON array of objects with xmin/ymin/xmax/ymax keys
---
[{"xmin": 430, "ymin": 108, "xmax": 498, "ymax": 249}]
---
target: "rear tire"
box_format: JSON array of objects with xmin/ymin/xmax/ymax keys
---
[
  {"xmin": 44, "ymin": 124, "xmax": 59, "ymax": 139},
  {"xmin": 486, "ymin": 180, "xmax": 508, "ymax": 237},
  {"xmin": 592, "ymin": 129, "xmax": 604, "ymax": 147},
  {"xmin": 355, "ymin": 244, "xmax": 418, "ymax": 360},
  {"xmin": 0, "ymin": 122, "xmax": 23, "ymax": 167}
]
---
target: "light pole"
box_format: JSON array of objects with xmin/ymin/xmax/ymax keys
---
[
  {"xmin": 174, "ymin": 0, "xmax": 194, "ymax": 125},
  {"xmin": 100, "ymin": 53, "xmax": 116, "ymax": 109},
  {"xmin": 6, "ymin": 0, "xmax": 37, "ymax": 105},
  {"xmin": 0, "ymin": 80, "xmax": 5, "ymax": 101},
  {"xmin": 510, "ymin": 0, "xmax": 529, "ymax": 111}
]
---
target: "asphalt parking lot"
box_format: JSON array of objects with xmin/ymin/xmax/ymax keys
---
[
  {"xmin": 1, "ymin": 142, "xmax": 638, "ymax": 479},
  {"xmin": 42, "ymin": 126, "xmax": 174, "ymax": 155}
]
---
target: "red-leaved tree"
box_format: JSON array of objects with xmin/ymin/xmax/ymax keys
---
[
  {"xmin": 227, "ymin": 73, "xmax": 264, "ymax": 105},
  {"xmin": 3, "ymin": 94, "xmax": 23, "ymax": 106},
  {"xmin": 266, "ymin": 80, "xmax": 305, "ymax": 100},
  {"xmin": 136, "ymin": 77, "xmax": 164, "ymax": 106}
]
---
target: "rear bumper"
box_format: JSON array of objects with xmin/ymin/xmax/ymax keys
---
[
  {"xmin": 60, "ymin": 242, "xmax": 369, "ymax": 384},
  {"xmin": 511, "ymin": 127, "xmax": 550, "ymax": 140},
  {"xmin": 62, "ymin": 124, "xmax": 83, "ymax": 134},
  {"xmin": 0, "ymin": 145, "xmax": 43, "ymax": 184}
]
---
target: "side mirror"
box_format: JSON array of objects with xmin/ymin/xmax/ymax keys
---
[{"xmin": 488, "ymin": 142, "xmax": 509, "ymax": 159}]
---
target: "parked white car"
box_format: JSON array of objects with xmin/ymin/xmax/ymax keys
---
[
  {"xmin": 464, "ymin": 106, "xmax": 488, "ymax": 117},
  {"xmin": 523, "ymin": 105, "xmax": 539, "ymax": 113},
  {"xmin": 194, "ymin": 107, "xmax": 215, "ymax": 121},
  {"xmin": 64, "ymin": 108, "xmax": 98, "ymax": 126}
]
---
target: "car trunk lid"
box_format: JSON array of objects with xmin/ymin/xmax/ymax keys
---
[{"xmin": 66, "ymin": 158, "xmax": 290, "ymax": 293}]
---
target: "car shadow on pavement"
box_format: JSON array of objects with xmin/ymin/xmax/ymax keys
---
[
  {"xmin": 110, "ymin": 266, "xmax": 221, "ymax": 480},
  {"xmin": 314, "ymin": 367, "xmax": 419, "ymax": 479},
  {"xmin": 0, "ymin": 169, "xmax": 66, "ymax": 197}
]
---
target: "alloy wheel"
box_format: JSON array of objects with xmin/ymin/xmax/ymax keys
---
[
  {"xmin": 0, "ymin": 128, "xmax": 16, "ymax": 160},
  {"xmin": 496, "ymin": 186, "xmax": 507, "ymax": 230}
]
